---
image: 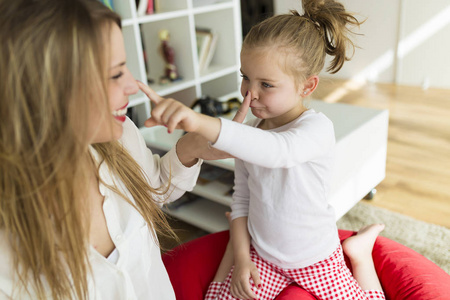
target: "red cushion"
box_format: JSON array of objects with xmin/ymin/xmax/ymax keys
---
[
  {"xmin": 338, "ymin": 230, "xmax": 450, "ymax": 300},
  {"xmin": 162, "ymin": 231, "xmax": 230, "ymax": 300},
  {"xmin": 275, "ymin": 284, "xmax": 318, "ymax": 299},
  {"xmin": 163, "ymin": 230, "xmax": 450, "ymax": 300}
]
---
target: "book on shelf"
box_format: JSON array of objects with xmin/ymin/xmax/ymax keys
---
[
  {"xmin": 146, "ymin": 0, "xmax": 153, "ymax": 15},
  {"xmin": 136, "ymin": 0, "xmax": 158, "ymax": 16},
  {"xmin": 98, "ymin": 0, "xmax": 114, "ymax": 10},
  {"xmin": 196, "ymin": 27, "xmax": 219, "ymax": 72}
]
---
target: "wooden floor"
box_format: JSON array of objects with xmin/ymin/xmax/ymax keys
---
[{"xmin": 314, "ymin": 79, "xmax": 450, "ymax": 228}]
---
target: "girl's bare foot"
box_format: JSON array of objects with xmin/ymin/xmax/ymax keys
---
[
  {"xmin": 342, "ymin": 224, "xmax": 385, "ymax": 292},
  {"xmin": 342, "ymin": 224, "xmax": 385, "ymax": 264}
]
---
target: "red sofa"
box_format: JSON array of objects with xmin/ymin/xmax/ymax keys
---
[{"xmin": 162, "ymin": 230, "xmax": 450, "ymax": 300}]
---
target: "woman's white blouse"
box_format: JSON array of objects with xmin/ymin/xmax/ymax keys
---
[{"xmin": 0, "ymin": 118, "xmax": 202, "ymax": 299}]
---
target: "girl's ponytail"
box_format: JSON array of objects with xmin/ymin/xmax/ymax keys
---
[
  {"xmin": 241, "ymin": 0, "xmax": 361, "ymax": 82},
  {"xmin": 302, "ymin": 0, "xmax": 361, "ymax": 74}
]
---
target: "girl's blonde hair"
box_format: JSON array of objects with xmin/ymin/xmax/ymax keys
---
[
  {"xmin": 242, "ymin": 0, "xmax": 361, "ymax": 82},
  {"xmin": 0, "ymin": 0, "xmax": 174, "ymax": 299}
]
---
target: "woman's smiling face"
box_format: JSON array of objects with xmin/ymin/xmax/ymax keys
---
[{"xmin": 88, "ymin": 23, "xmax": 139, "ymax": 144}]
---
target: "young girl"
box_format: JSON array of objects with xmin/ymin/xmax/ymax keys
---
[{"xmin": 138, "ymin": 0, "xmax": 386, "ymax": 299}]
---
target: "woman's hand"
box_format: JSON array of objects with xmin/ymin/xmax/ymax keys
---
[
  {"xmin": 230, "ymin": 257, "xmax": 261, "ymax": 300},
  {"xmin": 176, "ymin": 133, "xmax": 230, "ymax": 167},
  {"xmin": 138, "ymin": 81, "xmax": 202, "ymax": 133}
]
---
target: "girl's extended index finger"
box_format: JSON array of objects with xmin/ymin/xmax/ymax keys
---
[
  {"xmin": 137, "ymin": 80, "xmax": 162, "ymax": 104},
  {"xmin": 232, "ymin": 91, "xmax": 252, "ymax": 123}
]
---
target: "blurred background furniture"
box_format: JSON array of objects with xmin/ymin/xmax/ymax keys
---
[{"xmin": 141, "ymin": 98, "xmax": 389, "ymax": 230}]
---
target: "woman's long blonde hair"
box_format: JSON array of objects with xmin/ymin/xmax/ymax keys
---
[
  {"xmin": 242, "ymin": 0, "xmax": 362, "ymax": 82},
  {"xmin": 0, "ymin": 0, "xmax": 174, "ymax": 299}
]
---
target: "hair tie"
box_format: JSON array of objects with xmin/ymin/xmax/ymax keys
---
[{"xmin": 301, "ymin": 13, "xmax": 322, "ymax": 34}]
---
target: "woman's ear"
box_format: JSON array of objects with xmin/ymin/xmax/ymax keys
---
[{"xmin": 301, "ymin": 75, "xmax": 319, "ymax": 97}]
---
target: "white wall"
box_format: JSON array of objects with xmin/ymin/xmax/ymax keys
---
[
  {"xmin": 274, "ymin": 0, "xmax": 450, "ymax": 89},
  {"xmin": 397, "ymin": 0, "xmax": 450, "ymax": 89}
]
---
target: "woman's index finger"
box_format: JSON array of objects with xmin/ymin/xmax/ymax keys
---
[{"xmin": 137, "ymin": 80, "xmax": 162, "ymax": 104}]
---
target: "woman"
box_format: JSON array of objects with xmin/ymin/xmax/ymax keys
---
[{"xmin": 0, "ymin": 0, "xmax": 224, "ymax": 299}]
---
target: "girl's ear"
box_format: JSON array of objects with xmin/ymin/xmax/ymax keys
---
[{"xmin": 301, "ymin": 75, "xmax": 319, "ymax": 97}]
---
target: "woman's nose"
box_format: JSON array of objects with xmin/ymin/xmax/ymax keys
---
[{"xmin": 124, "ymin": 71, "xmax": 139, "ymax": 95}]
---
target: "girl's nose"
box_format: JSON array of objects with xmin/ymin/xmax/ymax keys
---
[
  {"xmin": 250, "ymin": 90, "xmax": 258, "ymax": 101},
  {"xmin": 246, "ymin": 85, "xmax": 258, "ymax": 101}
]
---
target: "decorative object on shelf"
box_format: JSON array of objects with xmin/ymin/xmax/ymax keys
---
[
  {"xmin": 190, "ymin": 96, "xmax": 241, "ymax": 117},
  {"xmin": 195, "ymin": 28, "xmax": 218, "ymax": 72},
  {"xmin": 158, "ymin": 29, "xmax": 181, "ymax": 84}
]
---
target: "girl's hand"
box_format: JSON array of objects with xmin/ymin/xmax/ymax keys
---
[
  {"xmin": 138, "ymin": 81, "xmax": 201, "ymax": 133},
  {"xmin": 230, "ymin": 257, "xmax": 261, "ymax": 300},
  {"xmin": 201, "ymin": 91, "xmax": 252, "ymax": 160},
  {"xmin": 232, "ymin": 90, "xmax": 251, "ymax": 123}
]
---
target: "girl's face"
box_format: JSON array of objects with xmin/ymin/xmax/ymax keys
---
[
  {"xmin": 240, "ymin": 48, "xmax": 306, "ymax": 129},
  {"xmin": 88, "ymin": 24, "xmax": 139, "ymax": 144}
]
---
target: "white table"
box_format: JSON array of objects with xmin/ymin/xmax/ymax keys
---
[{"xmin": 140, "ymin": 100, "xmax": 389, "ymax": 232}]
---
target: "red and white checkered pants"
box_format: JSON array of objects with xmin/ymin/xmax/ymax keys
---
[{"xmin": 205, "ymin": 245, "xmax": 385, "ymax": 300}]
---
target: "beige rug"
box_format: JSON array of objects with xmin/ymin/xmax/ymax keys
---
[{"xmin": 337, "ymin": 201, "xmax": 450, "ymax": 274}]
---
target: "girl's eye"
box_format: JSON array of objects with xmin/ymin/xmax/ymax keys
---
[
  {"xmin": 240, "ymin": 74, "xmax": 249, "ymax": 81},
  {"xmin": 111, "ymin": 72, "xmax": 124, "ymax": 80},
  {"xmin": 262, "ymin": 82, "xmax": 273, "ymax": 88}
]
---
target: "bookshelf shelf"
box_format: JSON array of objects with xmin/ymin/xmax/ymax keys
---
[
  {"xmin": 149, "ymin": 79, "xmax": 197, "ymax": 96},
  {"xmin": 199, "ymin": 65, "xmax": 236, "ymax": 82},
  {"xmin": 193, "ymin": 2, "xmax": 234, "ymax": 14},
  {"xmin": 163, "ymin": 197, "xmax": 229, "ymax": 233},
  {"xmin": 122, "ymin": 19, "xmax": 135, "ymax": 27},
  {"xmin": 192, "ymin": 183, "xmax": 233, "ymax": 207},
  {"xmin": 137, "ymin": 10, "xmax": 190, "ymax": 24}
]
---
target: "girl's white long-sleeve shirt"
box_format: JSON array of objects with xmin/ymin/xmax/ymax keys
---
[
  {"xmin": 0, "ymin": 117, "xmax": 202, "ymax": 299},
  {"xmin": 214, "ymin": 109, "xmax": 340, "ymax": 269}
]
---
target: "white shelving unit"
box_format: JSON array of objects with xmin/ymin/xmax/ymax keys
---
[
  {"xmin": 112, "ymin": 0, "xmax": 243, "ymax": 127},
  {"xmin": 110, "ymin": 0, "xmax": 242, "ymax": 233}
]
